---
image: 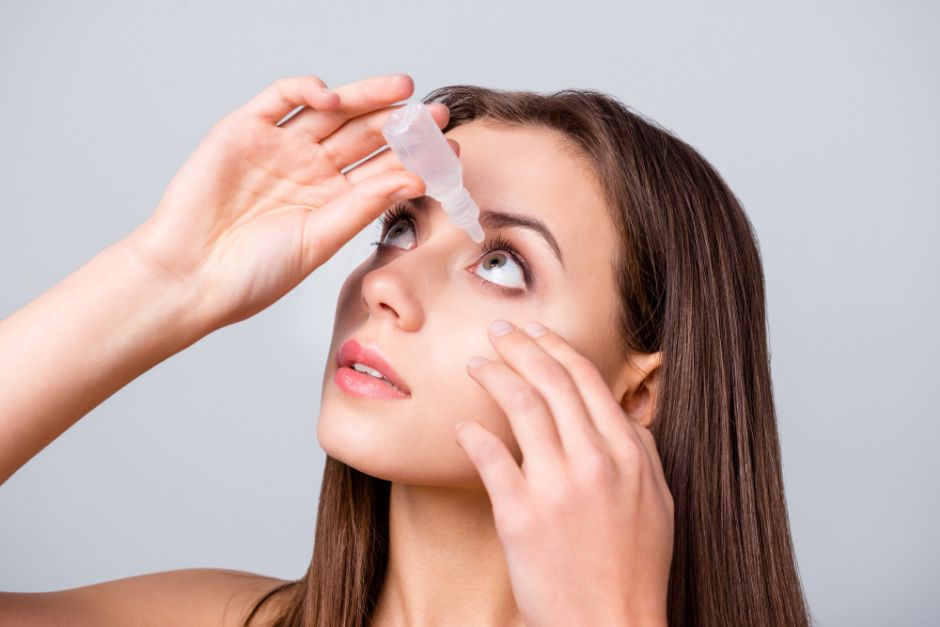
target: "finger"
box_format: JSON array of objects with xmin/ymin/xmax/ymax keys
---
[
  {"xmin": 634, "ymin": 424, "xmax": 672, "ymax": 499},
  {"xmin": 302, "ymin": 170, "xmax": 425, "ymax": 273},
  {"xmin": 318, "ymin": 102, "xmax": 450, "ymax": 173},
  {"xmin": 466, "ymin": 354, "xmax": 565, "ymax": 480},
  {"xmin": 238, "ymin": 75, "xmax": 340, "ymax": 125},
  {"xmin": 524, "ymin": 322, "xmax": 673, "ymax": 500},
  {"xmin": 276, "ymin": 73, "xmax": 416, "ymax": 142},
  {"xmin": 518, "ymin": 321, "xmax": 653, "ymax": 467},
  {"xmin": 485, "ymin": 320, "xmax": 603, "ymax": 460},
  {"xmin": 344, "ymin": 136, "xmax": 460, "ymax": 185},
  {"xmin": 454, "ymin": 421, "xmax": 527, "ymax": 515}
]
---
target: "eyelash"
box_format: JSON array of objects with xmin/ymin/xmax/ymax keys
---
[{"xmin": 369, "ymin": 203, "xmax": 534, "ymax": 294}]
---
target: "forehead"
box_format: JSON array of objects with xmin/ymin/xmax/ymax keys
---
[{"xmin": 444, "ymin": 120, "xmax": 617, "ymax": 268}]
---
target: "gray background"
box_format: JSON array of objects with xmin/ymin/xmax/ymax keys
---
[{"xmin": 1, "ymin": 1, "xmax": 937, "ymax": 625}]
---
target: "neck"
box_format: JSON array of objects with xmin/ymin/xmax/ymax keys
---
[{"xmin": 370, "ymin": 482, "xmax": 524, "ymax": 627}]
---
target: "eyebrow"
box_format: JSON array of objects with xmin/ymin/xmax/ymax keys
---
[{"xmin": 405, "ymin": 195, "xmax": 565, "ymax": 269}]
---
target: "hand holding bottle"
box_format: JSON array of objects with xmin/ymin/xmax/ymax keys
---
[{"xmin": 126, "ymin": 73, "xmax": 453, "ymax": 334}]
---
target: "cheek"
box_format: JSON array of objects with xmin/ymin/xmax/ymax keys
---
[
  {"xmin": 435, "ymin": 348, "xmax": 519, "ymax": 427},
  {"xmin": 311, "ymin": 321, "xmax": 504, "ymax": 479},
  {"xmin": 417, "ymin": 313, "xmax": 533, "ymax": 461},
  {"xmin": 334, "ymin": 274, "xmax": 363, "ymax": 319},
  {"xmin": 319, "ymin": 281, "xmax": 575, "ymax": 477}
]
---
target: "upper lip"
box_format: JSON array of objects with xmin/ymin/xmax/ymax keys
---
[{"xmin": 336, "ymin": 338, "xmax": 412, "ymax": 395}]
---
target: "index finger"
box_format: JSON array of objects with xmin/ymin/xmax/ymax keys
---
[
  {"xmin": 527, "ymin": 325, "xmax": 672, "ymax": 497},
  {"xmin": 521, "ymin": 324, "xmax": 648, "ymax": 454},
  {"xmin": 238, "ymin": 75, "xmax": 341, "ymax": 124},
  {"xmin": 276, "ymin": 74, "xmax": 417, "ymax": 142}
]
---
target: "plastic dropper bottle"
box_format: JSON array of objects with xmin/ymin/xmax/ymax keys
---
[{"xmin": 381, "ymin": 102, "xmax": 485, "ymax": 242}]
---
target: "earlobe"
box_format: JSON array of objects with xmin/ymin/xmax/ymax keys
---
[{"xmin": 616, "ymin": 351, "xmax": 663, "ymax": 429}]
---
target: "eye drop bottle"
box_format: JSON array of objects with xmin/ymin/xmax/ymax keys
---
[{"xmin": 381, "ymin": 102, "xmax": 485, "ymax": 242}]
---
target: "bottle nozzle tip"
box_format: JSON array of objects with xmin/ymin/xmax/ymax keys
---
[{"xmin": 465, "ymin": 223, "xmax": 485, "ymax": 242}]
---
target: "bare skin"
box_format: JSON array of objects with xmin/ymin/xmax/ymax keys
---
[
  {"xmin": 0, "ymin": 73, "xmax": 672, "ymax": 626},
  {"xmin": 0, "ymin": 73, "xmax": 447, "ymax": 625},
  {"xmin": 0, "ymin": 568, "xmax": 290, "ymax": 626},
  {"xmin": 321, "ymin": 122, "xmax": 672, "ymax": 626}
]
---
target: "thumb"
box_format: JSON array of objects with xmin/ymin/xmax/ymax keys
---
[{"xmin": 302, "ymin": 171, "xmax": 424, "ymax": 272}]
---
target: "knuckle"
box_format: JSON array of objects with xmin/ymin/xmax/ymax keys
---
[
  {"xmin": 573, "ymin": 449, "xmax": 616, "ymax": 483},
  {"xmin": 475, "ymin": 437, "xmax": 503, "ymax": 467},
  {"xmin": 568, "ymin": 352, "xmax": 599, "ymax": 378},
  {"xmin": 582, "ymin": 366, "xmax": 613, "ymax": 396},
  {"xmin": 271, "ymin": 75, "xmax": 326, "ymax": 95},
  {"xmin": 497, "ymin": 506, "xmax": 533, "ymax": 538},
  {"xmin": 568, "ymin": 355, "xmax": 609, "ymax": 390},
  {"xmin": 271, "ymin": 76, "xmax": 293, "ymax": 92},
  {"xmin": 305, "ymin": 74, "xmax": 327, "ymax": 88},
  {"xmin": 543, "ymin": 481, "xmax": 574, "ymax": 510},
  {"xmin": 540, "ymin": 362, "xmax": 572, "ymax": 390},
  {"xmin": 616, "ymin": 438, "xmax": 645, "ymax": 470},
  {"xmin": 505, "ymin": 386, "xmax": 543, "ymax": 413}
]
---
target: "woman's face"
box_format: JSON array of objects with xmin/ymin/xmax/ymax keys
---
[{"xmin": 318, "ymin": 120, "xmax": 626, "ymax": 487}]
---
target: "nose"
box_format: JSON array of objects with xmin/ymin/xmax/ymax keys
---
[{"xmin": 359, "ymin": 255, "xmax": 425, "ymax": 332}]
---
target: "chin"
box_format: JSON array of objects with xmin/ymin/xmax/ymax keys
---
[{"xmin": 316, "ymin": 400, "xmax": 486, "ymax": 487}]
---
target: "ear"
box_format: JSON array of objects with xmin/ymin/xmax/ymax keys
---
[{"xmin": 613, "ymin": 351, "xmax": 663, "ymax": 429}]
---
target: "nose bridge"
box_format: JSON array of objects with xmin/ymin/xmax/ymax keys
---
[
  {"xmin": 360, "ymin": 208, "xmax": 472, "ymax": 325},
  {"xmin": 359, "ymin": 244, "xmax": 436, "ymax": 329}
]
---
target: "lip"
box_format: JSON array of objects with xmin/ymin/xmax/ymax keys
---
[{"xmin": 335, "ymin": 338, "xmax": 412, "ymax": 396}]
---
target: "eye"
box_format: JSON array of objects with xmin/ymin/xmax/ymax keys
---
[
  {"xmin": 473, "ymin": 234, "xmax": 529, "ymax": 290},
  {"xmin": 374, "ymin": 204, "xmax": 417, "ymax": 251},
  {"xmin": 369, "ymin": 204, "xmax": 534, "ymax": 293}
]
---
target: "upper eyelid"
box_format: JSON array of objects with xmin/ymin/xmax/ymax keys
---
[
  {"xmin": 378, "ymin": 204, "xmax": 413, "ymax": 230},
  {"xmin": 380, "ymin": 205, "xmax": 518, "ymax": 258},
  {"xmin": 376, "ymin": 206, "xmax": 533, "ymax": 286}
]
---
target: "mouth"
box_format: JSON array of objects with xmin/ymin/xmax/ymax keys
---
[{"xmin": 335, "ymin": 338, "xmax": 412, "ymax": 397}]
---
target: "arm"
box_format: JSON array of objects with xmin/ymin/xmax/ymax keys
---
[
  {"xmin": 0, "ymin": 74, "xmax": 434, "ymax": 488},
  {"xmin": 0, "ymin": 228, "xmax": 204, "ymax": 487},
  {"xmin": 0, "ymin": 567, "xmax": 291, "ymax": 627},
  {"xmin": 0, "ymin": 73, "xmax": 434, "ymax": 625}
]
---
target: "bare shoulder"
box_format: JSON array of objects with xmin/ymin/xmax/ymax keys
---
[{"xmin": 0, "ymin": 567, "xmax": 293, "ymax": 627}]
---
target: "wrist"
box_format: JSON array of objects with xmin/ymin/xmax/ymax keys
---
[
  {"xmin": 0, "ymin": 231, "xmax": 211, "ymax": 485},
  {"xmin": 118, "ymin": 226, "xmax": 211, "ymax": 345}
]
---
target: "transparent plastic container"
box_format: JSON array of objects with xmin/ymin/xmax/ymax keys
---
[{"xmin": 381, "ymin": 102, "xmax": 485, "ymax": 242}]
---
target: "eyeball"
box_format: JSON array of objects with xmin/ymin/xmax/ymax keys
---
[{"xmin": 474, "ymin": 251, "xmax": 526, "ymax": 289}]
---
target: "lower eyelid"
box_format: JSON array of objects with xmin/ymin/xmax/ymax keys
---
[
  {"xmin": 467, "ymin": 269, "xmax": 526, "ymax": 297},
  {"xmin": 375, "ymin": 224, "xmax": 529, "ymax": 296}
]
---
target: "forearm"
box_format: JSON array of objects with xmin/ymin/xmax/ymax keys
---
[{"xmin": 0, "ymin": 230, "xmax": 205, "ymax": 486}]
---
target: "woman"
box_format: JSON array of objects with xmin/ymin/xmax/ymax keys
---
[{"xmin": 0, "ymin": 73, "xmax": 813, "ymax": 626}]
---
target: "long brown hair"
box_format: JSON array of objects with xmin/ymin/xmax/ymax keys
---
[{"xmin": 242, "ymin": 85, "xmax": 815, "ymax": 626}]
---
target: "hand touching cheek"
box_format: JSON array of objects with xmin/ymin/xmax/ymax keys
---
[{"xmin": 457, "ymin": 319, "xmax": 674, "ymax": 627}]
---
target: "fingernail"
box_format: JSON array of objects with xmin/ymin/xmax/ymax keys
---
[
  {"xmin": 523, "ymin": 321, "xmax": 548, "ymax": 338},
  {"xmin": 467, "ymin": 355, "xmax": 490, "ymax": 368},
  {"xmin": 489, "ymin": 319, "xmax": 513, "ymax": 336}
]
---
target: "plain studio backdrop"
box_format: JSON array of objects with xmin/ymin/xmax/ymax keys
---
[{"xmin": 1, "ymin": 1, "xmax": 937, "ymax": 625}]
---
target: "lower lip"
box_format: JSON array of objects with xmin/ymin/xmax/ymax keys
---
[{"xmin": 334, "ymin": 366, "xmax": 411, "ymax": 399}]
